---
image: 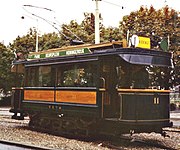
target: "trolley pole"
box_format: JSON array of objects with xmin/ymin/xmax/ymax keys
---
[
  {"xmin": 93, "ymin": 0, "xmax": 101, "ymax": 44},
  {"xmin": 21, "ymin": 15, "xmax": 39, "ymax": 52},
  {"xmin": 35, "ymin": 19, "xmax": 38, "ymax": 52}
]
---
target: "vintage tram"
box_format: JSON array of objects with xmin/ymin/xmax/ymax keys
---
[{"xmin": 10, "ymin": 40, "xmax": 173, "ymax": 136}]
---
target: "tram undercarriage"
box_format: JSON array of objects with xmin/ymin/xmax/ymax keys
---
[{"xmin": 26, "ymin": 110, "xmax": 172, "ymax": 137}]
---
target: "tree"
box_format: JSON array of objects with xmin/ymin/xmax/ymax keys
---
[
  {"xmin": 119, "ymin": 5, "xmax": 180, "ymax": 87},
  {"xmin": 61, "ymin": 20, "xmax": 88, "ymax": 44},
  {"xmin": 60, "ymin": 14, "xmax": 99, "ymax": 44},
  {"xmin": 0, "ymin": 43, "xmax": 14, "ymax": 93},
  {"xmin": 9, "ymin": 28, "xmax": 37, "ymax": 56},
  {"xmin": 9, "ymin": 28, "xmax": 62, "ymax": 55},
  {"xmin": 39, "ymin": 32, "xmax": 62, "ymax": 50},
  {"xmin": 101, "ymin": 26, "xmax": 123, "ymax": 42}
]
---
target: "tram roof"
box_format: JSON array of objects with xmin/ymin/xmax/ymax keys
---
[
  {"xmin": 13, "ymin": 40, "xmax": 173, "ymax": 67},
  {"xmin": 27, "ymin": 40, "xmax": 127, "ymax": 60}
]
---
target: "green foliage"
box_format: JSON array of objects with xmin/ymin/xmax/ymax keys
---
[
  {"xmin": 9, "ymin": 28, "xmax": 37, "ymax": 55},
  {"xmin": 101, "ymin": 27, "xmax": 123, "ymax": 42},
  {"xmin": 10, "ymin": 28, "xmax": 62, "ymax": 55},
  {"xmin": 0, "ymin": 43, "xmax": 14, "ymax": 93},
  {"xmin": 61, "ymin": 20, "xmax": 90, "ymax": 43},
  {"xmin": 39, "ymin": 32, "xmax": 62, "ymax": 50},
  {"xmin": 60, "ymin": 14, "xmax": 98, "ymax": 44}
]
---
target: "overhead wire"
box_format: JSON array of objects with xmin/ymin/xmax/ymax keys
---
[
  {"xmin": 23, "ymin": 5, "xmax": 55, "ymax": 12},
  {"xmin": 102, "ymin": 0, "xmax": 124, "ymax": 9},
  {"xmin": 22, "ymin": 5, "xmax": 82, "ymax": 41},
  {"xmin": 32, "ymin": 14, "xmax": 70, "ymax": 40}
]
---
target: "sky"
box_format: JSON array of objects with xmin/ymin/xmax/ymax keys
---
[{"xmin": 0, "ymin": 0, "xmax": 179, "ymax": 45}]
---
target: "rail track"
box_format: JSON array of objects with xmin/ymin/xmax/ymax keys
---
[{"xmin": 0, "ymin": 140, "xmax": 54, "ymax": 150}]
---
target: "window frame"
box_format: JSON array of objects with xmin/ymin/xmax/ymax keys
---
[{"xmin": 55, "ymin": 62, "xmax": 98, "ymax": 88}]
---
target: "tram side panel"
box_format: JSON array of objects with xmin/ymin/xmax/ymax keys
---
[
  {"xmin": 22, "ymin": 88, "xmax": 100, "ymax": 118},
  {"xmin": 119, "ymin": 91, "xmax": 172, "ymax": 133}
]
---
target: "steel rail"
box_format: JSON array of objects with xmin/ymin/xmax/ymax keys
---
[{"xmin": 0, "ymin": 140, "xmax": 54, "ymax": 150}]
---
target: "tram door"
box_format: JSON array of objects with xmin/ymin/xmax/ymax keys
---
[{"xmin": 100, "ymin": 58, "xmax": 119, "ymax": 118}]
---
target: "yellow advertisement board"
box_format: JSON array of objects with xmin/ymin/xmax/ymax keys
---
[{"xmin": 137, "ymin": 36, "xmax": 151, "ymax": 49}]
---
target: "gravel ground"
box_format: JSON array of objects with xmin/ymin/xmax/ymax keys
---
[{"xmin": 0, "ymin": 108, "xmax": 180, "ymax": 150}]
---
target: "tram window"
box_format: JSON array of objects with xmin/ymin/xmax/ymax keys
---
[
  {"xmin": 38, "ymin": 66, "xmax": 52, "ymax": 87},
  {"xmin": 131, "ymin": 65, "xmax": 149, "ymax": 88},
  {"xmin": 117, "ymin": 64, "xmax": 149, "ymax": 89},
  {"xmin": 117, "ymin": 65, "xmax": 130, "ymax": 88},
  {"xmin": 57, "ymin": 63, "xmax": 97, "ymax": 87},
  {"xmin": 26, "ymin": 67, "xmax": 38, "ymax": 87},
  {"xmin": 26, "ymin": 66, "xmax": 52, "ymax": 87},
  {"xmin": 117, "ymin": 64, "xmax": 172, "ymax": 89},
  {"xmin": 148, "ymin": 66, "xmax": 171, "ymax": 90}
]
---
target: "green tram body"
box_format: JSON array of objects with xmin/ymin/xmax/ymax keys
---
[{"xmin": 10, "ymin": 41, "xmax": 173, "ymax": 135}]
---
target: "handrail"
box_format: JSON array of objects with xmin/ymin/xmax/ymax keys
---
[
  {"xmin": 100, "ymin": 77, "xmax": 106, "ymax": 89},
  {"xmin": 100, "ymin": 77, "xmax": 106, "ymax": 118}
]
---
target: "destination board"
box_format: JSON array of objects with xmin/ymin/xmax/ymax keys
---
[{"xmin": 28, "ymin": 48, "xmax": 91, "ymax": 59}]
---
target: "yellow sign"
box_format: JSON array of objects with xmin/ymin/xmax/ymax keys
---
[{"xmin": 137, "ymin": 36, "xmax": 151, "ymax": 49}]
